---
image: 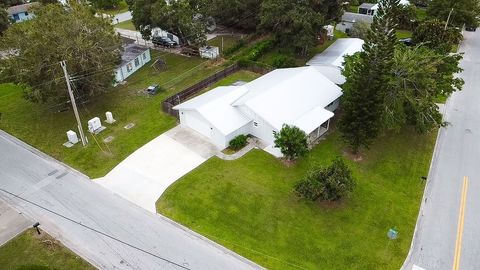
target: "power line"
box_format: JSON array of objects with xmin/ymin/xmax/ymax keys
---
[{"xmin": 0, "ymin": 188, "xmax": 191, "ymax": 270}]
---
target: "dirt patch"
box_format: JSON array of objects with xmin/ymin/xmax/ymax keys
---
[
  {"xmin": 342, "ymin": 149, "xmax": 364, "ymax": 162},
  {"xmin": 318, "ymin": 199, "xmax": 347, "ymax": 209},
  {"xmin": 31, "ymin": 229, "xmax": 60, "ymax": 252},
  {"xmin": 280, "ymin": 159, "xmax": 297, "ymax": 167}
]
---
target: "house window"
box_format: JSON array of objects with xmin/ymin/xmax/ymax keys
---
[
  {"xmin": 134, "ymin": 58, "xmax": 140, "ymax": 67},
  {"xmin": 126, "ymin": 63, "xmax": 133, "ymax": 72},
  {"xmin": 25, "ymin": 11, "xmax": 29, "ymax": 16},
  {"xmin": 253, "ymin": 122, "xmax": 258, "ymax": 127},
  {"xmin": 13, "ymin": 14, "xmax": 19, "ymax": 21},
  {"xmin": 142, "ymin": 53, "xmax": 146, "ymax": 60}
]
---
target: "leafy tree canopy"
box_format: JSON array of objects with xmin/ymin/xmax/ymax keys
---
[
  {"xmin": 0, "ymin": 3, "xmax": 121, "ymax": 104},
  {"xmin": 259, "ymin": 0, "xmax": 343, "ymax": 55},
  {"xmin": 91, "ymin": 0, "xmax": 121, "ymax": 10},
  {"xmin": 0, "ymin": 7, "xmax": 9, "ymax": 36},
  {"xmin": 412, "ymin": 19, "xmax": 462, "ymax": 53},
  {"xmin": 207, "ymin": 0, "xmax": 261, "ymax": 31},
  {"xmin": 131, "ymin": 0, "xmax": 211, "ymax": 46},
  {"xmin": 427, "ymin": 0, "xmax": 480, "ymax": 27},
  {"xmin": 273, "ymin": 124, "xmax": 309, "ymax": 161}
]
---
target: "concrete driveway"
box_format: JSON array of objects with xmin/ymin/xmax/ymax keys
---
[
  {"xmin": 0, "ymin": 198, "xmax": 32, "ymax": 246},
  {"xmin": 96, "ymin": 126, "xmax": 218, "ymax": 213}
]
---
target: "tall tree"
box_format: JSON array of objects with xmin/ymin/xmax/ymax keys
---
[
  {"xmin": 131, "ymin": 0, "xmax": 211, "ymax": 46},
  {"xmin": 0, "ymin": 7, "xmax": 9, "ymax": 36},
  {"xmin": 427, "ymin": 0, "xmax": 480, "ymax": 27},
  {"xmin": 339, "ymin": 0, "xmax": 400, "ymax": 153},
  {"xmin": 0, "ymin": 3, "xmax": 121, "ymax": 104}
]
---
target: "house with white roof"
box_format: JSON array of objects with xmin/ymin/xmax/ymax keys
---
[
  {"xmin": 7, "ymin": 3, "xmax": 38, "ymax": 23},
  {"xmin": 306, "ymin": 38, "xmax": 364, "ymax": 84},
  {"xmin": 173, "ymin": 66, "xmax": 343, "ymax": 156},
  {"xmin": 115, "ymin": 44, "xmax": 151, "ymax": 83}
]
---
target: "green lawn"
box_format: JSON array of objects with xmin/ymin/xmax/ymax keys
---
[
  {"xmin": 207, "ymin": 35, "xmax": 242, "ymax": 55},
  {"xmin": 0, "ymin": 229, "xmax": 94, "ymax": 270},
  {"xmin": 347, "ymin": 5, "xmax": 360, "ymax": 13},
  {"xmin": 0, "ymin": 51, "xmax": 224, "ymax": 178},
  {"xmin": 115, "ymin": 20, "xmax": 136, "ymax": 31},
  {"xmin": 396, "ymin": 30, "xmax": 413, "ymax": 39},
  {"xmin": 157, "ymin": 129, "xmax": 436, "ymax": 269},
  {"xmin": 415, "ymin": 7, "xmax": 427, "ymax": 21}
]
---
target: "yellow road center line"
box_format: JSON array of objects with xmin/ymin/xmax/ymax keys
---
[{"xmin": 453, "ymin": 176, "xmax": 469, "ymax": 270}]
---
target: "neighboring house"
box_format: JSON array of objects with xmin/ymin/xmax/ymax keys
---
[
  {"xmin": 7, "ymin": 3, "xmax": 38, "ymax": 23},
  {"xmin": 115, "ymin": 44, "xmax": 151, "ymax": 83},
  {"xmin": 358, "ymin": 0, "xmax": 410, "ymax": 16},
  {"xmin": 358, "ymin": 3, "xmax": 377, "ymax": 15},
  {"xmin": 306, "ymin": 38, "xmax": 364, "ymax": 85},
  {"xmin": 174, "ymin": 66, "xmax": 343, "ymax": 156},
  {"xmin": 336, "ymin": 12, "xmax": 374, "ymax": 34}
]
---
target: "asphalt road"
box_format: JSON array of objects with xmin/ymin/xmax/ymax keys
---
[
  {"xmin": 403, "ymin": 30, "xmax": 480, "ymax": 270},
  {"xmin": 0, "ymin": 130, "xmax": 261, "ymax": 270}
]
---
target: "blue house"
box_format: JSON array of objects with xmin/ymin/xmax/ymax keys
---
[{"xmin": 7, "ymin": 3, "xmax": 38, "ymax": 23}]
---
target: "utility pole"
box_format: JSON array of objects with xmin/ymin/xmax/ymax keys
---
[
  {"xmin": 445, "ymin": 8, "xmax": 454, "ymax": 30},
  {"xmin": 60, "ymin": 61, "xmax": 88, "ymax": 147}
]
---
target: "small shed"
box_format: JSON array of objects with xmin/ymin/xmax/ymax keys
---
[
  {"xmin": 115, "ymin": 44, "xmax": 151, "ymax": 83},
  {"xmin": 358, "ymin": 3, "xmax": 377, "ymax": 16},
  {"xmin": 199, "ymin": 46, "xmax": 220, "ymax": 59},
  {"xmin": 336, "ymin": 12, "xmax": 374, "ymax": 34}
]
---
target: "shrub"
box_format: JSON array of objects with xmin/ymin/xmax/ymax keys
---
[
  {"xmin": 229, "ymin": 134, "xmax": 248, "ymax": 150},
  {"xmin": 295, "ymin": 158, "xmax": 356, "ymax": 202},
  {"xmin": 223, "ymin": 39, "xmax": 246, "ymax": 56},
  {"xmin": 271, "ymin": 54, "xmax": 296, "ymax": 68},
  {"xmin": 273, "ymin": 124, "xmax": 308, "ymax": 161}
]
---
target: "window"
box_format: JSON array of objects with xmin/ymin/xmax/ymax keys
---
[
  {"xmin": 134, "ymin": 58, "xmax": 140, "ymax": 67},
  {"xmin": 126, "ymin": 63, "xmax": 133, "ymax": 72},
  {"xmin": 143, "ymin": 53, "xmax": 147, "ymax": 60},
  {"xmin": 253, "ymin": 122, "xmax": 258, "ymax": 127},
  {"xmin": 25, "ymin": 11, "xmax": 29, "ymax": 16}
]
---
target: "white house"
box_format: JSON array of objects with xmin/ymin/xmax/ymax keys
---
[
  {"xmin": 173, "ymin": 66, "xmax": 343, "ymax": 156},
  {"xmin": 306, "ymin": 38, "xmax": 364, "ymax": 85},
  {"xmin": 115, "ymin": 44, "xmax": 151, "ymax": 83},
  {"xmin": 336, "ymin": 12, "xmax": 374, "ymax": 34},
  {"xmin": 7, "ymin": 3, "xmax": 38, "ymax": 23}
]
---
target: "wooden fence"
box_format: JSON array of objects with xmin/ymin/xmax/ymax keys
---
[{"xmin": 162, "ymin": 63, "xmax": 272, "ymax": 119}]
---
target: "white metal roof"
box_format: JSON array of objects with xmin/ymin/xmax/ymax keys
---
[
  {"xmin": 174, "ymin": 66, "xmax": 342, "ymax": 137},
  {"xmin": 233, "ymin": 66, "xmax": 343, "ymax": 131},
  {"xmin": 306, "ymin": 38, "xmax": 364, "ymax": 68},
  {"xmin": 311, "ymin": 66, "xmax": 345, "ymax": 85},
  {"xmin": 292, "ymin": 106, "xmax": 334, "ymax": 134},
  {"xmin": 173, "ymin": 86, "xmax": 251, "ymax": 135}
]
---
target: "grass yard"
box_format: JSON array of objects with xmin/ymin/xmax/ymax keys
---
[
  {"xmin": 195, "ymin": 70, "xmax": 262, "ymax": 97},
  {"xmin": 207, "ymin": 35, "xmax": 242, "ymax": 55},
  {"xmin": 0, "ymin": 229, "xmax": 94, "ymax": 270},
  {"xmin": 396, "ymin": 30, "xmax": 413, "ymax": 39},
  {"xmin": 347, "ymin": 5, "xmax": 360, "ymax": 13},
  {"xmin": 157, "ymin": 129, "xmax": 436, "ymax": 269},
  {"xmin": 115, "ymin": 20, "xmax": 136, "ymax": 31},
  {"xmin": 0, "ymin": 50, "xmax": 225, "ymax": 178}
]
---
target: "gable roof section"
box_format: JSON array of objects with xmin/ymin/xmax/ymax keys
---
[
  {"xmin": 173, "ymin": 86, "xmax": 251, "ymax": 135},
  {"xmin": 306, "ymin": 38, "xmax": 364, "ymax": 68},
  {"xmin": 341, "ymin": 12, "xmax": 374, "ymax": 24},
  {"xmin": 7, "ymin": 3, "xmax": 38, "ymax": 16},
  {"xmin": 233, "ymin": 66, "xmax": 343, "ymax": 131},
  {"xmin": 121, "ymin": 44, "xmax": 149, "ymax": 66}
]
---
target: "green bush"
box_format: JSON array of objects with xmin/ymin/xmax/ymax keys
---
[
  {"xmin": 273, "ymin": 124, "xmax": 308, "ymax": 161},
  {"xmin": 229, "ymin": 134, "xmax": 248, "ymax": 150},
  {"xmin": 223, "ymin": 39, "xmax": 246, "ymax": 56},
  {"xmin": 271, "ymin": 54, "xmax": 296, "ymax": 68},
  {"xmin": 295, "ymin": 158, "xmax": 356, "ymax": 201}
]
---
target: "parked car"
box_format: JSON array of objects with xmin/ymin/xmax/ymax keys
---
[
  {"xmin": 399, "ymin": 38, "xmax": 414, "ymax": 46},
  {"xmin": 146, "ymin": 84, "xmax": 160, "ymax": 95},
  {"xmin": 465, "ymin": 26, "xmax": 477, "ymax": 32},
  {"xmin": 152, "ymin": 36, "xmax": 177, "ymax": 47}
]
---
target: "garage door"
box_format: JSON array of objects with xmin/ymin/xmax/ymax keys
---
[{"xmin": 184, "ymin": 112, "xmax": 212, "ymax": 139}]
